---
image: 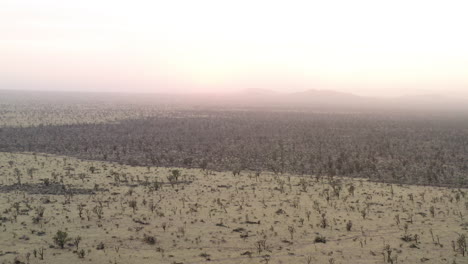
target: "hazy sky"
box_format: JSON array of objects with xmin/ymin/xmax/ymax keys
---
[{"xmin": 1, "ymin": 0, "xmax": 467, "ymax": 97}]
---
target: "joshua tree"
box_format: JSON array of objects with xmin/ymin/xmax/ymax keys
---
[
  {"xmin": 27, "ymin": 167, "xmax": 37, "ymax": 179},
  {"xmin": 167, "ymin": 170, "xmax": 181, "ymax": 187},
  {"xmin": 129, "ymin": 199, "xmax": 138, "ymax": 213},
  {"xmin": 457, "ymin": 234, "xmax": 467, "ymax": 256},
  {"xmin": 299, "ymin": 178, "xmax": 308, "ymax": 192},
  {"xmin": 288, "ymin": 226, "xmax": 295, "ymax": 240},
  {"xmin": 73, "ymin": 236, "xmax": 82, "ymax": 250},
  {"xmin": 93, "ymin": 205, "xmax": 104, "ymax": 219},
  {"xmin": 320, "ymin": 213, "xmax": 328, "ymax": 229},
  {"xmin": 77, "ymin": 203, "xmax": 85, "ymax": 218},
  {"xmin": 38, "ymin": 248, "xmax": 44, "ymax": 260},
  {"xmin": 53, "ymin": 230, "xmax": 71, "ymax": 249},
  {"xmin": 14, "ymin": 168, "xmax": 22, "ymax": 185},
  {"xmin": 33, "ymin": 206, "xmax": 45, "ymax": 223},
  {"xmin": 348, "ymin": 184, "xmax": 355, "ymax": 196},
  {"xmin": 171, "ymin": 169, "xmax": 180, "ymax": 181},
  {"xmin": 64, "ymin": 166, "xmax": 74, "ymax": 176}
]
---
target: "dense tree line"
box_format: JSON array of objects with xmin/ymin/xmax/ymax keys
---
[{"xmin": 0, "ymin": 111, "xmax": 467, "ymax": 187}]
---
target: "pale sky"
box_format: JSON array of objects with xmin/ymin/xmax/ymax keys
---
[{"xmin": 1, "ymin": 0, "xmax": 468, "ymax": 97}]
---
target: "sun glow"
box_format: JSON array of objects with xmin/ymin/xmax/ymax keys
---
[{"xmin": 1, "ymin": 0, "xmax": 468, "ymax": 96}]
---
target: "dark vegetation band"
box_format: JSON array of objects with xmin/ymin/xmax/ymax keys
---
[{"xmin": 0, "ymin": 111, "xmax": 467, "ymax": 187}]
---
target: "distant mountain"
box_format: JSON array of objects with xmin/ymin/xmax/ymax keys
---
[
  {"xmin": 239, "ymin": 88, "xmax": 279, "ymax": 95},
  {"xmin": 229, "ymin": 88, "xmax": 467, "ymax": 112},
  {"xmin": 287, "ymin": 89, "xmax": 363, "ymax": 102},
  {"xmin": 2, "ymin": 88, "xmax": 466, "ymax": 112},
  {"xmin": 398, "ymin": 93, "xmax": 443, "ymax": 100},
  {"xmin": 390, "ymin": 93, "xmax": 468, "ymax": 111},
  {"xmin": 290, "ymin": 89, "xmax": 361, "ymax": 98},
  {"xmin": 229, "ymin": 88, "xmax": 371, "ymax": 108}
]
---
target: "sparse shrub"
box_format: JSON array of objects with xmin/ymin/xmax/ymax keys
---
[
  {"xmin": 232, "ymin": 168, "xmax": 241, "ymax": 176},
  {"xmin": 143, "ymin": 234, "xmax": 156, "ymax": 245},
  {"xmin": 35, "ymin": 206, "xmax": 45, "ymax": 218},
  {"xmin": 401, "ymin": 234, "xmax": 418, "ymax": 243},
  {"xmin": 255, "ymin": 239, "xmax": 269, "ymax": 254},
  {"xmin": 151, "ymin": 180, "xmax": 161, "ymax": 191},
  {"xmin": 314, "ymin": 235, "xmax": 326, "ymax": 243},
  {"xmin": 330, "ymin": 179, "xmax": 342, "ymax": 197},
  {"xmin": 199, "ymin": 252, "xmax": 211, "ymax": 260},
  {"xmin": 77, "ymin": 249, "xmax": 85, "ymax": 258},
  {"xmin": 96, "ymin": 242, "xmax": 105, "ymax": 250},
  {"xmin": 42, "ymin": 178, "xmax": 50, "ymax": 186},
  {"xmin": 32, "ymin": 206, "xmax": 45, "ymax": 224}
]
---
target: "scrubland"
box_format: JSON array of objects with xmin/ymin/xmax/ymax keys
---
[
  {"xmin": 0, "ymin": 93, "xmax": 467, "ymax": 263},
  {"xmin": 0, "ymin": 152, "xmax": 466, "ymax": 264}
]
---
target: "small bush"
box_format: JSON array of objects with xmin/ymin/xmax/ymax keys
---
[
  {"xmin": 401, "ymin": 234, "xmax": 419, "ymax": 243},
  {"xmin": 143, "ymin": 234, "xmax": 156, "ymax": 245},
  {"xmin": 77, "ymin": 249, "xmax": 85, "ymax": 258},
  {"xmin": 401, "ymin": 234, "xmax": 414, "ymax": 242},
  {"xmin": 314, "ymin": 235, "xmax": 327, "ymax": 243},
  {"xmin": 96, "ymin": 242, "xmax": 105, "ymax": 250}
]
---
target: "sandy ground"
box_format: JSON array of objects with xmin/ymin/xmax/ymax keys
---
[{"xmin": 0, "ymin": 152, "xmax": 466, "ymax": 264}]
